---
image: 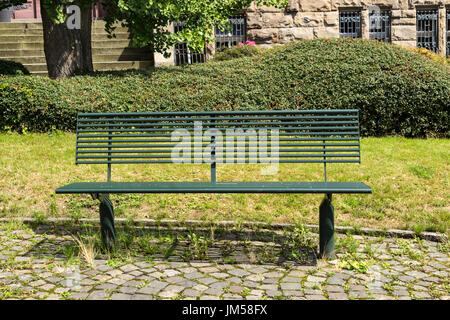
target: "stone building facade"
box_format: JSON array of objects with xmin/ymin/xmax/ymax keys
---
[
  {"xmin": 245, "ymin": 0, "xmax": 449, "ymax": 55},
  {"xmin": 156, "ymin": 0, "xmax": 450, "ymax": 66},
  {"xmin": 6, "ymin": 1, "xmax": 449, "ymax": 66}
]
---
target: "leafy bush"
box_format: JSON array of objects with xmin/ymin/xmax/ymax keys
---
[
  {"xmin": 213, "ymin": 41, "xmax": 261, "ymax": 61},
  {"xmin": 0, "ymin": 59, "xmax": 30, "ymax": 76},
  {"xmin": 407, "ymin": 47, "xmax": 449, "ymax": 66},
  {"xmin": 0, "ymin": 38, "xmax": 449, "ymax": 137}
]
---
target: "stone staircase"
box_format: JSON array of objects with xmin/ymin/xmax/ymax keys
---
[{"xmin": 0, "ymin": 20, "xmax": 154, "ymax": 75}]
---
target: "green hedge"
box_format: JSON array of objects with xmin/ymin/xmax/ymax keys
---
[
  {"xmin": 0, "ymin": 59, "xmax": 30, "ymax": 76},
  {"xmin": 0, "ymin": 38, "xmax": 449, "ymax": 137},
  {"xmin": 213, "ymin": 43, "xmax": 261, "ymax": 61}
]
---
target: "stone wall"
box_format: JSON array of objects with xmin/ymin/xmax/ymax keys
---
[
  {"xmin": 157, "ymin": 0, "xmax": 449, "ymax": 66},
  {"xmin": 245, "ymin": 0, "xmax": 450, "ymax": 55}
]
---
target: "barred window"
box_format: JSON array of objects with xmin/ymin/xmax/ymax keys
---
[
  {"xmin": 417, "ymin": 9, "xmax": 439, "ymax": 53},
  {"xmin": 215, "ymin": 15, "xmax": 247, "ymax": 51},
  {"xmin": 369, "ymin": 9, "xmax": 391, "ymax": 42},
  {"xmin": 174, "ymin": 22, "xmax": 206, "ymax": 66},
  {"xmin": 340, "ymin": 10, "xmax": 362, "ymax": 38}
]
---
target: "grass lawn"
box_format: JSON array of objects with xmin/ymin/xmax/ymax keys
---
[{"xmin": 0, "ymin": 133, "xmax": 448, "ymax": 235}]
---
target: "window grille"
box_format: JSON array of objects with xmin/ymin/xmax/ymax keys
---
[
  {"xmin": 174, "ymin": 21, "xmax": 206, "ymax": 66},
  {"xmin": 340, "ymin": 10, "xmax": 362, "ymax": 38},
  {"xmin": 369, "ymin": 9, "xmax": 391, "ymax": 42},
  {"xmin": 215, "ymin": 15, "xmax": 247, "ymax": 51},
  {"xmin": 417, "ymin": 9, "xmax": 439, "ymax": 53}
]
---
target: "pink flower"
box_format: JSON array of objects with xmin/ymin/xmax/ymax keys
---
[
  {"xmin": 238, "ymin": 42, "xmax": 244, "ymax": 46},
  {"xmin": 245, "ymin": 40, "xmax": 256, "ymax": 46}
]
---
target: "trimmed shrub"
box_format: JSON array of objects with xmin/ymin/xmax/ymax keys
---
[
  {"xmin": 0, "ymin": 59, "xmax": 30, "ymax": 76},
  {"xmin": 0, "ymin": 38, "xmax": 449, "ymax": 137},
  {"xmin": 406, "ymin": 47, "xmax": 449, "ymax": 66},
  {"xmin": 213, "ymin": 42, "xmax": 262, "ymax": 61}
]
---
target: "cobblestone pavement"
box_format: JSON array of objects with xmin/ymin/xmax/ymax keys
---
[{"xmin": 0, "ymin": 220, "xmax": 448, "ymax": 300}]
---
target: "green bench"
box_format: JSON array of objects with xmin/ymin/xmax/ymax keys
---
[{"xmin": 56, "ymin": 109, "xmax": 372, "ymax": 258}]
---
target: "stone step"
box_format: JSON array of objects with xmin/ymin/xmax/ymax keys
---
[
  {"xmin": 24, "ymin": 60, "xmax": 154, "ymax": 73},
  {"xmin": 0, "ymin": 33, "xmax": 131, "ymax": 43},
  {"xmin": 0, "ymin": 48, "xmax": 151, "ymax": 59},
  {"xmin": 0, "ymin": 39, "xmax": 137, "ymax": 50},
  {"xmin": 2, "ymin": 53, "xmax": 153, "ymax": 64},
  {"xmin": 8, "ymin": 39, "xmax": 138, "ymax": 48},
  {"xmin": 93, "ymin": 54, "xmax": 153, "ymax": 62},
  {"xmin": 0, "ymin": 20, "xmax": 121, "ymax": 28},
  {"xmin": 95, "ymin": 27, "xmax": 129, "ymax": 34},
  {"xmin": 0, "ymin": 28, "xmax": 43, "ymax": 35},
  {"xmin": 24, "ymin": 63, "xmax": 49, "ymax": 72},
  {"xmin": 0, "ymin": 21, "xmax": 154, "ymax": 74},
  {"xmin": 31, "ymin": 71, "xmax": 48, "ymax": 76},
  {"xmin": 0, "ymin": 35, "xmax": 43, "ymax": 43},
  {"xmin": 1, "ymin": 56, "xmax": 46, "ymax": 64},
  {"xmin": 0, "ymin": 27, "xmax": 128, "ymax": 36},
  {"xmin": 0, "ymin": 27, "xmax": 128, "ymax": 35},
  {"xmin": 92, "ymin": 39, "xmax": 134, "ymax": 48},
  {"xmin": 92, "ymin": 47, "xmax": 152, "ymax": 55},
  {"xmin": 0, "ymin": 49, "xmax": 44, "ymax": 57},
  {"xmin": 0, "ymin": 22, "xmax": 42, "ymax": 29},
  {"xmin": 93, "ymin": 32, "xmax": 131, "ymax": 40},
  {"xmin": 0, "ymin": 42, "xmax": 44, "ymax": 50},
  {"xmin": 94, "ymin": 60, "xmax": 154, "ymax": 71}
]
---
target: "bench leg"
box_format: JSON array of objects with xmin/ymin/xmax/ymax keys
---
[
  {"xmin": 98, "ymin": 194, "xmax": 116, "ymax": 250},
  {"xmin": 319, "ymin": 193, "xmax": 335, "ymax": 259}
]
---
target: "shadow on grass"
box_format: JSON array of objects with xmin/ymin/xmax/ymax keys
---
[{"xmin": 24, "ymin": 220, "xmax": 318, "ymax": 267}]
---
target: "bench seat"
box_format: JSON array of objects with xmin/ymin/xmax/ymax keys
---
[
  {"xmin": 56, "ymin": 181, "xmax": 372, "ymax": 194},
  {"xmin": 56, "ymin": 110, "xmax": 373, "ymax": 258}
]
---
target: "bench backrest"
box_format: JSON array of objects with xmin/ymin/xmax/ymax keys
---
[{"xmin": 76, "ymin": 110, "xmax": 361, "ymax": 182}]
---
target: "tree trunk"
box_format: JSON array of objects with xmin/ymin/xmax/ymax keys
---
[{"xmin": 41, "ymin": 2, "xmax": 93, "ymax": 78}]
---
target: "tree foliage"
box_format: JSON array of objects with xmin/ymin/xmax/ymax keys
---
[
  {"xmin": 2, "ymin": 0, "xmax": 288, "ymax": 77},
  {"xmin": 2, "ymin": 0, "xmax": 287, "ymax": 56},
  {"xmin": 102, "ymin": 0, "xmax": 288, "ymax": 56}
]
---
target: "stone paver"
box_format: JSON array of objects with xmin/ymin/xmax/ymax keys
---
[{"xmin": 0, "ymin": 224, "xmax": 448, "ymax": 301}]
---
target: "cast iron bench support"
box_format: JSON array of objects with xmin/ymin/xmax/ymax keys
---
[
  {"xmin": 320, "ymin": 193, "xmax": 334, "ymax": 258},
  {"xmin": 56, "ymin": 110, "xmax": 372, "ymax": 259},
  {"xmin": 91, "ymin": 193, "xmax": 115, "ymax": 250}
]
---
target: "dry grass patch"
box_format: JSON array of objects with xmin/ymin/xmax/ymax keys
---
[{"xmin": 0, "ymin": 133, "xmax": 448, "ymax": 235}]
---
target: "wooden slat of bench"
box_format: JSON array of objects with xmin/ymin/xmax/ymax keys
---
[
  {"xmin": 78, "ymin": 109, "xmax": 359, "ymax": 117},
  {"xmin": 75, "ymin": 110, "xmax": 361, "ymax": 166},
  {"xmin": 56, "ymin": 181, "xmax": 372, "ymax": 194}
]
